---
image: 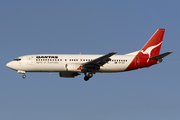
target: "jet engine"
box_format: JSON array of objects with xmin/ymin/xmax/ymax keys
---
[{"xmin": 59, "ymin": 72, "xmax": 80, "ymax": 78}]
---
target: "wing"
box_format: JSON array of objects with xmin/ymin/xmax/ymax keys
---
[{"xmin": 82, "ymin": 52, "xmax": 117, "ymax": 69}]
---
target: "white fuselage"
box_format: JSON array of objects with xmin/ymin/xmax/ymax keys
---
[{"xmin": 7, "ymin": 54, "xmax": 136, "ymax": 73}]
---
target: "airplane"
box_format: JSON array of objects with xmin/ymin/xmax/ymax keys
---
[{"xmin": 6, "ymin": 29, "xmax": 172, "ymax": 81}]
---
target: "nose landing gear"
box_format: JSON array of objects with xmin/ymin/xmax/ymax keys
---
[
  {"xmin": 22, "ymin": 74, "xmax": 26, "ymax": 79},
  {"xmin": 17, "ymin": 70, "xmax": 26, "ymax": 79}
]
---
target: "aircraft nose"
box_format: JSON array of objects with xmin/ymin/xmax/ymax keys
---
[{"xmin": 6, "ymin": 61, "xmax": 13, "ymax": 69}]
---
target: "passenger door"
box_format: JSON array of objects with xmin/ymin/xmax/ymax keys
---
[{"xmin": 27, "ymin": 56, "xmax": 35, "ymax": 64}]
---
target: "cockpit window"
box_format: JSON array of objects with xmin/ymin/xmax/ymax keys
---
[{"xmin": 13, "ymin": 58, "xmax": 21, "ymax": 61}]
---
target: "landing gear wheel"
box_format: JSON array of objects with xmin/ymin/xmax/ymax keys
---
[
  {"xmin": 22, "ymin": 74, "xmax": 26, "ymax": 79},
  {"xmin": 88, "ymin": 73, "xmax": 93, "ymax": 78},
  {"xmin": 84, "ymin": 76, "xmax": 89, "ymax": 81}
]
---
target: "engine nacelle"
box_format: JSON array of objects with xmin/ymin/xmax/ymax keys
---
[
  {"xmin": 65, "ymin": 64, "xmax": 82, "ymax": 72},
  {"xmin": 59, "ymin": 72, "xmax": 80, "ymax": 78}
]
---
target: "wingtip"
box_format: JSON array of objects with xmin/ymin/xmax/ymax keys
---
[{"xmin": 111, "ymin": 52, "xmax": 117, "ymax": 54}]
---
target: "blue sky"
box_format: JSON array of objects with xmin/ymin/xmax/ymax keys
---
[{"xmin": 1, "ymin": 0, "xmax": 180, "ymax": 120}]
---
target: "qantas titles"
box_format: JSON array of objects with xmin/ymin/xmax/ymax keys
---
[{"xmin": 36, "ymin": 56, "xmax": 58, "ymax": 59}]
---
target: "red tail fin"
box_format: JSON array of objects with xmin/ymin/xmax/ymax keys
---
[
  {"xmin": 126, "ymin": 29, "xmax": 165, "ymax": 71},
  {"xmin": 140, "ymin": 29, "xmax": 165, "ymax": 57}
]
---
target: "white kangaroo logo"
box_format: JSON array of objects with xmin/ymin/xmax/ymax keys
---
[{"xmin": 140, "ymin": 42, "xmax": 162, "ymax": 62}]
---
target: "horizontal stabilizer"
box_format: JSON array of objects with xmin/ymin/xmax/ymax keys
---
[{"xmin": 149, "ymin": 51, "xmax": 173, "ymax": 61}]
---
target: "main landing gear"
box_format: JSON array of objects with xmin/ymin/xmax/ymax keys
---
[{"xmin": 84, "ymin": 72, "xmax": 93, "ymax": 81}]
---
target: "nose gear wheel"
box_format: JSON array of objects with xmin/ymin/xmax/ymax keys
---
[{"xmin": 22, "ymin": 74, "xmax": 26, "ymax": 79}]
